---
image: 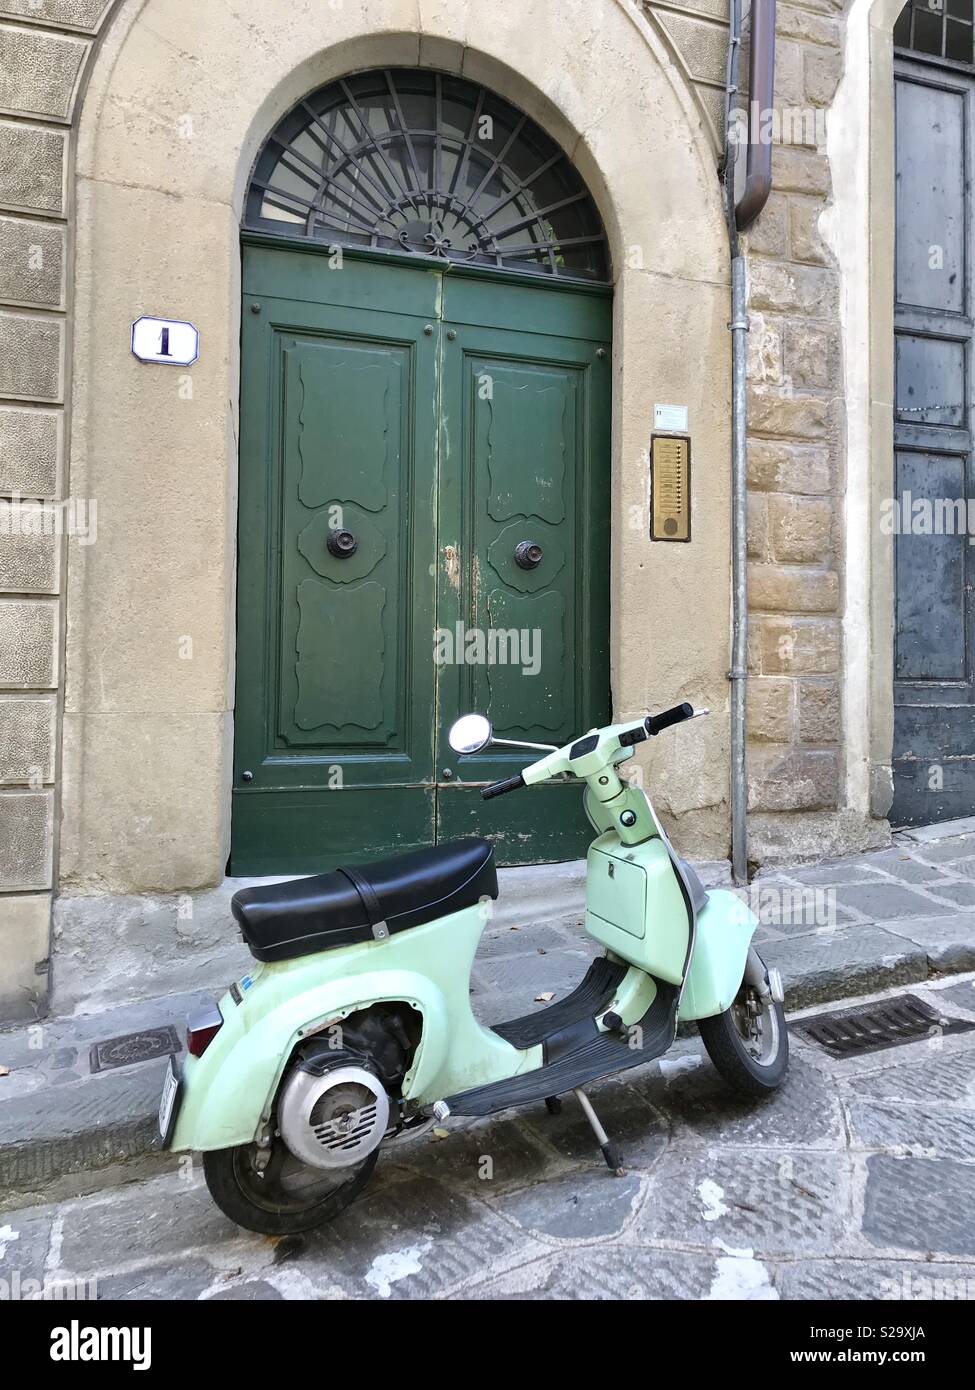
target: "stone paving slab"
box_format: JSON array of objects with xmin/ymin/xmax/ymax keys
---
[
  {"xmin": 930, "ymin": 978, "xmax": 975, "ymax": 1012},
  {"xmin": 862, "ymin": 1154, "xmax": 975, "ymax": 1258},
  {"xmin": 772, "ymin": 1259, "xmax": 975, "ymax": 1301},
  {"xmin": 635, "ymin": 1147, "xmax": 855, "ymax": 1258},
  {"xmin": 759, "ymin": 926, "xmax": 927, "ymax": 1008},
  {"xmin": 492, "ymin": 1168, "xmax": 645, "ymax": 1241},
  {"xmin": 0, "ymin": 988, "xmax": 211, "ymax": 1102},
  {"xmin": 457, "ymin": 1247, "xmax": 719, "ymax": 1300},
  {"xmin": 844, "ymin": 1040, "xmax": 975, "ymax": 1105},
  {"xmin": 0, "ymin": 1064, "xmax": 165, "ymax": 1193},
  {"xmin": 847, "ymin": 1097, "xmax": 975, "ymax": 1162},
  {"xmin": 629, "ymin": 1053, "xmax": 845, "ymax": 1151},
  {"xmin": 99, "ymin": 1260, "xmax": 221, "ymax": 1301},
  {"xmin": 5, "ymin": 828, "xmax": 975, "ymax": 1198},
  {"xmin": 881, "ymin": 913, "xmax": 975, "ymax": 972},
  {"xmin": 898, "ymin": 832, "xmax": 975, "ymax": 861},
  {"xmin": 899, "ymin": 815, "xmax": 975, "ymax": 842}
]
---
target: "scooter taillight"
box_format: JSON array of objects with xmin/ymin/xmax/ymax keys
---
[{"xmin": 186, "ymin": 1000, "xmax": 224, "ymax": 1058}]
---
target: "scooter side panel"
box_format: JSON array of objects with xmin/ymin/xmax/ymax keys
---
[
  {"xmin": 169, "ymin": 968, "xmax": 449, "ymax": 1152},
  {"xmin": 584, "ymin": 832, "xmax": 689, "ymax": 983},
  {"xmin": 168, "ymin": 905, "xmax": 539, "ymax": 1152},
  {"xmin": 677, "ymin": 888, "xmax": 757, "ymax": 1020}
]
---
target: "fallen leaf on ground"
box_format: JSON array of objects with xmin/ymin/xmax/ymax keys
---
[
  {"xmin": 535, "ymin": 991, "xmax": 555, "ymax": 1002},
  {"xmin": 432, "ymin": 1127, "xmax": 450, "ymax": 1140}
]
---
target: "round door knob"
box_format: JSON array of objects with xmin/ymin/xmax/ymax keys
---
[
  {"xmin": 515, "ymin": 540, "xmax": 543, "ymax": 570},
  {"xmin": 442, "ymin": 768, "xmax": 454, "ymax": 780},
  {"xmin": 242, "ymin": 770, "xmax": 254, "ymax": 782},
  {"xmin": 327, "ymin": 528, "xmax": 358, "ymax": 558}
]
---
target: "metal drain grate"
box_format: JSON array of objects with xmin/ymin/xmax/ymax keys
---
[
  {"xmin": 795, "ymin": 993, "xmax": 975, "ymax": 1059},
  {"xmin": 90, "ymin": 1026, "xmax": 180, "ymax": 1074}
]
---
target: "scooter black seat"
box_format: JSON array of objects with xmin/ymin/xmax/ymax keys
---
[{"xmin": 232, "ymin": 838, "xmax": 498, "ymax": 963}]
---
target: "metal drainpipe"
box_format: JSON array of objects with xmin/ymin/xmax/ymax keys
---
[{"xmin": 726, "ymin": 0, "xmax": 776, "ymax": 885}]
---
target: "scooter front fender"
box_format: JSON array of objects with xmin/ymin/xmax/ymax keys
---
[
  {"xmin": 169, "ymin": 967, "xmax": 449, "ymax": 1153},
  {"xmin": 677, "ymin": 888, "xmax": 757, "ymax": 1021}
]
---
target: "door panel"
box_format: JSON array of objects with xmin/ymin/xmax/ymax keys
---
[
  {"xmin": 892, "ymin": 60, "xmax": 975, "ymax": 825},
  {"xmin": 435, "ymin": 279, "xmax": 612, "ymax": 861},
  {"xmin": 283, "ymin": 336, "xmax": 412, "ymax": 745},
  {"xmin": 895, "ymin": 451, "xmax": 968, "ymax": 683},
  {"xmin": 232, "ymin": 253, "xmax": 440, "ymax": 874},
  {"xmin": 895, "ymin": 81, "xmax": 966, "ymax": 315}
]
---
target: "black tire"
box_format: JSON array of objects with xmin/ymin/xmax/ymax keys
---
[
  {"xmin": 203, "ymin": 1141, "xmax": 377, "ymax": 1236},
  {"xmin": 698, "ymin": 989, "xmax": 789, "ymax": 1097}
]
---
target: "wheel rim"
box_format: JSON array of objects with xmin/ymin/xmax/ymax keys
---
[
  {"xmin": 230, "ymin": 1139, "xmax": 371, "ymax": 1217},
  {"xmin": 730, "ymin": 985, "xmax": 781, "ymax": 1067}
]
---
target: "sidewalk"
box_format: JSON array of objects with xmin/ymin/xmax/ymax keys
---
[{"xmin": 3, "ymin": 822, "xmax": 975, "ymax": 1201}]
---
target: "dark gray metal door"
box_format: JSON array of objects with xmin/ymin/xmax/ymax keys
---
[{"xmin": 892, "ymin": 55, "xmax": 975, "ymax": 824}]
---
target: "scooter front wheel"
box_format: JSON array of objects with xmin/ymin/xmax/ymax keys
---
[
  {"xmin": 203, "ymin": 1139, "xmax": 377, "ymax": 1236},
  {"xmin": 697, "ymin": 980, "xmax": 788, "ymax": 1097}
]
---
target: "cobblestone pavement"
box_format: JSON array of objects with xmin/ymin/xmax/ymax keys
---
[{"xmin": 3, "ymin": 972, "xmax": 975, "ymax": 1301}]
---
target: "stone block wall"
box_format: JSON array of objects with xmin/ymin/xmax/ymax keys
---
[
  {"xmin": 0, "ymin": 0, "xmax": 115, "ymax": 1020},
  {"xmin": 645, "ymin": 0, "xmax": 863, "ymax": 862},
  {"xmin": 740, "ymin": 2, "xmax": 850, "ymax": 860}
]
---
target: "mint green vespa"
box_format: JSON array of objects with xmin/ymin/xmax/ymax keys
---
[{"xmin": 158, "ymin": 702, "xmax": 787, "ymax": 1234}]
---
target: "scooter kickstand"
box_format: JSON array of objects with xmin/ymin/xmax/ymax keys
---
[{"xmin": 573, "ymin": 1087, "xmax": 625, "ymax": 1177}]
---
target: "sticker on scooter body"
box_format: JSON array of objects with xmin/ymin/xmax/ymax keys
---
[
  {"xmin": 229, "ymin": 969, "xmax": 260, "ymax": 1005},
  {"xmin": 169, "ymin": 702, "xmax": 788, "ymax": 1236}
]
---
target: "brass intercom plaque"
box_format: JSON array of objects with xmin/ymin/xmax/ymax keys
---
[{"xmin": 650, "ymin": 434, "xmax": 691, "ymax": 541}]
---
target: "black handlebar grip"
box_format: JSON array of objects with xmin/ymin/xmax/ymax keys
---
[
  {"xmin": 646, "ymin": 702, "xmax": 695, "ymax": 736},
  {"xmin": 480, "ymin": 774, "xmax": 526, "ymax": 800}
]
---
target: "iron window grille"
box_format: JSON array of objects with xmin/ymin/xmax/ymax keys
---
[
  {"xmin": 244, "ymin": 68, "xmax": 610, "ymax": 283},
  {"xmin": 894, "ymin": 0, "xmax": 975, "ymax": 65}
]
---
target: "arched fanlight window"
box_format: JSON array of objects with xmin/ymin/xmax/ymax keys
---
[
  {"xmin": 894, "ymin": 0, "xmax": 975, "ymax": 64},
  {"xmin": 245, "ymin": 68, "xmax": 610, "ymax": 282}
]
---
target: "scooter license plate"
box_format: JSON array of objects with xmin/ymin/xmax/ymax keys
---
[{"xmin": 157, "ymin": 1056, "xmax": 181, "ymax": 1147}]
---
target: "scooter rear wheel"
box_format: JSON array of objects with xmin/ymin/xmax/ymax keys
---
[
  {"xmin": 203, "ymin": 1139, "xmax": 377, "ymax": 1236},
  {"xmin": 697, "ymin": 981, "xmax": 788, "ymax": 1097}
]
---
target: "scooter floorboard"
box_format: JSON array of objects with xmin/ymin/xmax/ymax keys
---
[
  {"xmin": 447, "ymin": 976, "xmax": 679, "ymax": 1117},
  {"xmin": 490, "ymin": 957, "xmax": 626, "ymax": 1050}
]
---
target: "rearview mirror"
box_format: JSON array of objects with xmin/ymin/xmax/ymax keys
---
[{"xmin": 448, "ymin": 713, "xmax": 492, "ymax": 754}]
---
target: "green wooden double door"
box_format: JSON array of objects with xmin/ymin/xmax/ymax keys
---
[{"xmin": 232, "ymin": 243, "xmax": 611, "ymax": 875}]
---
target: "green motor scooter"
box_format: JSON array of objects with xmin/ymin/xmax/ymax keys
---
[{"xmin": 158, "ymin": 702, "xmax": 787, "ymax": 1234}]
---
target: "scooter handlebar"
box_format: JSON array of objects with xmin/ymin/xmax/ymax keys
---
[
  {"xmin": 480, "ymin": 773, "xmax": 526, "ymax": 800},
  {"xmin": 480, "ymin": 702, "xmax": 701, "ymax": 794},
  {"xmin": 645, "ymin": 701, "xmax": 696, "ymax": 736}
]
